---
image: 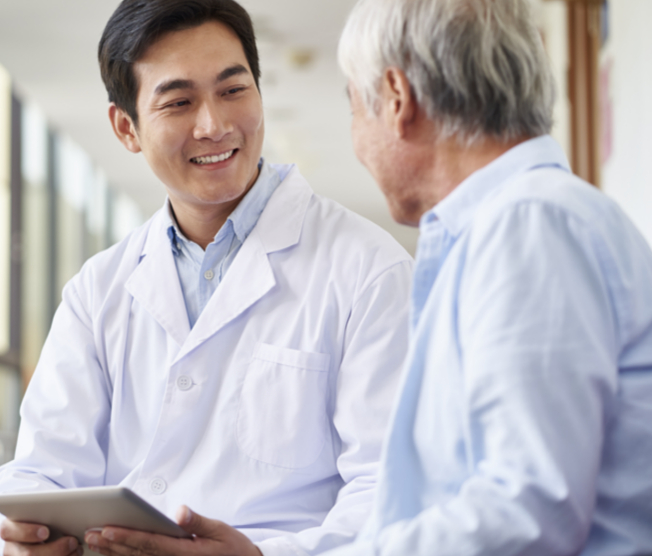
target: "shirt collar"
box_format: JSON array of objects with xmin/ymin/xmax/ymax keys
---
[
  {"xmin": 421, "ymin": 135, "xmax": 571, "ymax": 236},
  {"xmin": 165, "ymin": 158, "xmax": 282, "ymax": 253}
]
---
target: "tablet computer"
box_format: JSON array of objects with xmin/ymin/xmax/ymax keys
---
[{"xmin": 0, "ymin": 486, "xmax": 192, "ymax": 555}]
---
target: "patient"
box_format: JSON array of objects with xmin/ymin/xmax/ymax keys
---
[{"xmin": 325, "ymin": 0, "xmax": 652, "ymax": 554}]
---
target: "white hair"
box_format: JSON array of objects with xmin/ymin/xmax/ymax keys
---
[{"xmin": 338, "ymin": 0, "xmax": 555, "ymax": 143}]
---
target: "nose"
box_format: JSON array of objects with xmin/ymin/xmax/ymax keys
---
[{"xmin": 193, "ymin": 100, "xmax": 231, "ymax": 141}]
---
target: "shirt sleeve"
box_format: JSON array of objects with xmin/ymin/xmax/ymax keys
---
[
  {"xmin": 331, "ymin": 201, "xmax": 619, "ymax": 556},
  {"xmin": 255, "ymin": 259, "xmax": 413, "ymax": 556},
  {"xmin": 0, "ymin": 275, "xmax": 111, "ymax": 493}
]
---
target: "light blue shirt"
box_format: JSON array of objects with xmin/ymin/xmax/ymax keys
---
[
  {"xmin": 166, "ymin": 160, "xmax": 290, "ymax": 328},
  {"xmin": 327, "ymin": 136, "xmax": 652, "ymax": 556}
]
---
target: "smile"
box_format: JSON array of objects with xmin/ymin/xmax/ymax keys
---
[{"xmin": 190, "ymin": 150, "xmax": 236, "ymax": 165}]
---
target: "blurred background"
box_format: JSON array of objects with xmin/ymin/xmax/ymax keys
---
[{"xmin": 0, "ymin": 0, "xmax": 648, "ymax": 461}]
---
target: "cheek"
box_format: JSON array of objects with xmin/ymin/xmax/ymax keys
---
[
  {"xmin": 141, "ymin": 123, "xmax": 182, "ymax": 161},
  {"xmin": 239, "ymin": 98, "xmax": 265, "ymax": 138},
  {"xmin": 351, "ymin": 119, "xmax": 367, "ymax": 164}
]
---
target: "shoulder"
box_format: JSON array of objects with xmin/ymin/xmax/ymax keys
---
[
  {"xmin": 300, "ymin": 192, "xmax": 414, "ymax": 309},
  {"xmin": 308, "ymin": 192, "xmax": 410, "ymax": 259},
  {"xmin": 470, "ymin": 167, "xmax": 645, "ymax": 255},
  {"xmin": 266, "ymin": 167, "xmax": 413, "ymax": 288},
  {"xmin": 303, "ymin": 190, "xmax": 413, "ymax": 288},
  {"xmin": 64, "ymin": 210, "xmax": 161, "ymax": 306},
  {"xmin": 461, "ymin": 167, "xmax": 652, "ymax": 344},
  {"xmin": 280, "ymin": 167, "xmax": 410, "ymax": 261}
]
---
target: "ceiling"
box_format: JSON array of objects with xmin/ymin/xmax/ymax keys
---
[{"xmin": 0, "ymin": 0, "xmax": 419, "ymax": 253}]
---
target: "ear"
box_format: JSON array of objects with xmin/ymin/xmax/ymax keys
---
[
  {"xmin": 108, "ymin": 103, "xmax": 142, "ymax": 153},
  {"xmin": 380, "ymin": 67, "xmax": 417, "ymax": 139}
]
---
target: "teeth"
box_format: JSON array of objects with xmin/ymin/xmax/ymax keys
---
[{"xmin": 192, "ymin": 150, "xmax": 235, "ymax": 164}]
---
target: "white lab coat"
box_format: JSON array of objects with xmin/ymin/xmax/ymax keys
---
[{"xmin": 0, "ymin": 167, "xmax": 413, "ymax": 556}]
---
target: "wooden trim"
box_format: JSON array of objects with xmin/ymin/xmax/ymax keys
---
[
  {"xmin": 567, "ymin": 1, "xmax": 601, "ymax": 186},
  {"xmin": 544, "ymin": 0, "xmax": 603, "ymax": 4}
]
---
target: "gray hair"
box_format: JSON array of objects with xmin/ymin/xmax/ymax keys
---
[{"xmin": 338, "ymin": 0, "xmax": 555, "ymax": 143}]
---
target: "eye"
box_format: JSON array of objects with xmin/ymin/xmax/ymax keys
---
[
  {"xmin": 165, "ymin": 100, "xmax": 190, "ymax": 109},
  {"xmin": 224, "ymin": 86, "xmax": 246, "ymax": 96}
]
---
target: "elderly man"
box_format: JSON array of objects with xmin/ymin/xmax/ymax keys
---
[
  {"xmin": 0, "ymin": 1, "xmax": 412, "ymax": 556},
  {"xmin": 326, "ymin": 0, "xmax": 652, "ymax": 555}
]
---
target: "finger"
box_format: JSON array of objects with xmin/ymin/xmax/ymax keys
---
[
  {"xmin": 0, "ymin": 520, "xmax": 50, "ymax": 543},
  {"xmin": 175, "ymin": 506, "xmax": 226, "ymax": 539},
  {"xmin": 86, "ymin": 528, "xmax": 183, "ymax": 556},
  {"xmin": 175, "ymin": 509, "xmax": 260, "ymax": 556},
  {"xmin": 82, "ymin": 540, "xmax": 123, "ymax": 556},
  {"xmin": 84, "ymin": 534, "xmax": 134, "ymax": 556},
  {"xmin": 3, "ymin": 536, "xmax": 82, "ymax": 556}
]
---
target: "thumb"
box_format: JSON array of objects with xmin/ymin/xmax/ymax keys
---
[{"xmin": 176, "ymin": 505, "xmax": 225, "ymax": 539}]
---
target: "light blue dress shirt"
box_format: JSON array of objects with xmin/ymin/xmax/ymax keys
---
[
  {"xmin": 166, "ymin": 160, "xmax": 290, "ymax": 328},
  {"xmin": 327, "ymin": 136, "xmax": 652, "ymax": 556}
]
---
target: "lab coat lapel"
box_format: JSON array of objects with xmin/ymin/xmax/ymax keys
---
[
  {"xmin": 174, "ymin": 167, "xmax": 313, "ymax": 362},
  {"xmin": 178, "ymin": 230, "xmax": 275, "ymax": 359},
  {"xmin": 125, "ymin": 212, "xmax": 191, "ymax": 347}
]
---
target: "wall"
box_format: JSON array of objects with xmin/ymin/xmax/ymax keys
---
[
  {"xmin": 600, "ymin": 0, "xmax": 652, "ymax": 246},
  {"xmin": 0, "ymin": 64, "xmax": 146, "ymax": 462},
  {"xmin": 0, "ymin": 65, "xmax": 9, "ymax": 355},
  {"xmin": 536, "ymin": 0, "xmax": 571, "ymax": 159}
]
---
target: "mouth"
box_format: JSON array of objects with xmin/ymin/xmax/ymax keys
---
[{"xmin": 190, "ymin": 149, "xmax": 237, "ymax": 165}]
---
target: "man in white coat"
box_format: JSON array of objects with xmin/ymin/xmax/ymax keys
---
[{"xmin": 0, "ymin": 1, "xmax": 412, "ymax": 555}]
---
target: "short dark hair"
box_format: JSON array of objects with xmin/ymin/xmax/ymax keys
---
[{"xmin": 98, "ymin": 0, "xmax": 260, "ymax": 125}]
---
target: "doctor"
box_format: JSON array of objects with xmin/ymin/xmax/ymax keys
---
[{"xmin": 0, "ymin": 1, "xmax": 412, "ymax": 555}]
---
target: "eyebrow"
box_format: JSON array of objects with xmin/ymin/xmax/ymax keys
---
[{"xmin": 153, "ymin": 64, "xmax": 251, "ymax": 96}]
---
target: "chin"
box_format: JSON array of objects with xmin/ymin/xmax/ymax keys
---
[{"xmin": 387, "ymin": 199, "xmax": 421, "ymax": 228}]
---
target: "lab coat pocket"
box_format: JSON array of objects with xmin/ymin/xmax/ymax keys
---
[{"xmin": 237, "ymin": 343, "xmax": 331, "ymax": 469}]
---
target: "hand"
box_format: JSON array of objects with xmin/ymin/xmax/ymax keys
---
[
  {"xmin": 84, "ymin": 505, "xmax": 262, "ymax": 556},
  {"xmin": 0, "ymin": 519, "xmax": 82, "ymax": 556}
]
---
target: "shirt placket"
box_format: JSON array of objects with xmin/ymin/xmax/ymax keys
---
[{"xmin": 411, "ymin": 218, "xmax": 456, "ymax": 332}]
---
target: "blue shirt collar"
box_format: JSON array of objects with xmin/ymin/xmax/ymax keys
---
[
  {"xmin": 165, "ymin": 158, "xmax": 282, "ymax": 253},
  {"xmin": 421, "ymin": 135, "xmax": 571, "ymax": 237}
]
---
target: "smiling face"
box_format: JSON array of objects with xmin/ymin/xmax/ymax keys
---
[{"xmin": 111, "ymin": 20, "xmax": 265, "ymax": 224}]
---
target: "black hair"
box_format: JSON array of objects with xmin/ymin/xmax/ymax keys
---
[{"xmin": 98, "ymin": 0, "xmax": 260, "ymax": 125}]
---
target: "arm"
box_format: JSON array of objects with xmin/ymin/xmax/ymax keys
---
[
  {"xmin": 255, "ymin": 260, "xmax": 413, "ymax": 556},
  {"xmin": 333, "ymin": 203, "xmax": 618, "ymax": 556},
  {"xmin": 0, "ymin": 278, "xmax": 111, "ymax": 554},
  {"xmin": 0, "ymin": 278, "xmax": 111, "ymax": 492}
]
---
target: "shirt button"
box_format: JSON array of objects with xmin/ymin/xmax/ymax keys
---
[
  {"xmin": 150, "ymin": 477, "xmax": 167, "ymax": 495},
  {"xmin": 204, "ymin": 270, "xmax": 215, "ymax": 280},
  {"xmin": 177, "ymin": 375, "xmax": 193, "ymax": 391}
]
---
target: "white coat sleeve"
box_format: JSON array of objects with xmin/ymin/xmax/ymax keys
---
[
  {"xmin": 255, "ymin": 259, "xmax": 413, "ymax": 556},
  {"xmin": 0, "ymin": 275, "xmax": 112, "ymax": 494}
]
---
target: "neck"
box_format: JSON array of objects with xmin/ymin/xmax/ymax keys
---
[
  {"xmin": 432, "ymin": 135, "xmax": 528, "ymax": 199},
  {"xmin": 400, "ymin": 133, "xmax": 530, "ymax": 225},
  {"xmin": 168, "ymin": 165, "xmax": 262, "ymax": 250},
  {"xmin": 169, "ymin": 198, "xmax": 238, "ymax": 250}
]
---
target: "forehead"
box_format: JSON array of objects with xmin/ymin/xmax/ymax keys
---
[{"xmin": 134, "ymin": 21, "xmax": 250, "ymax": 87}]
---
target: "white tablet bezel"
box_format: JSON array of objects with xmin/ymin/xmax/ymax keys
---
[{"xmin": 0, "ymin": 486, "xmax": 192, "ymax": 555}]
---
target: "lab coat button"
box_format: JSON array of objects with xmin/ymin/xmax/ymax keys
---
[
  {"xmin": 204, "ymin": 270, "xmax": 214, "ymax": 280},
  {"xmin": 177, "ymin": 375, "xmax": 193, "ymax": 391},
  {"xmin": 150, "ymin": 477, "xmax": 166, "ymax": 495}
]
